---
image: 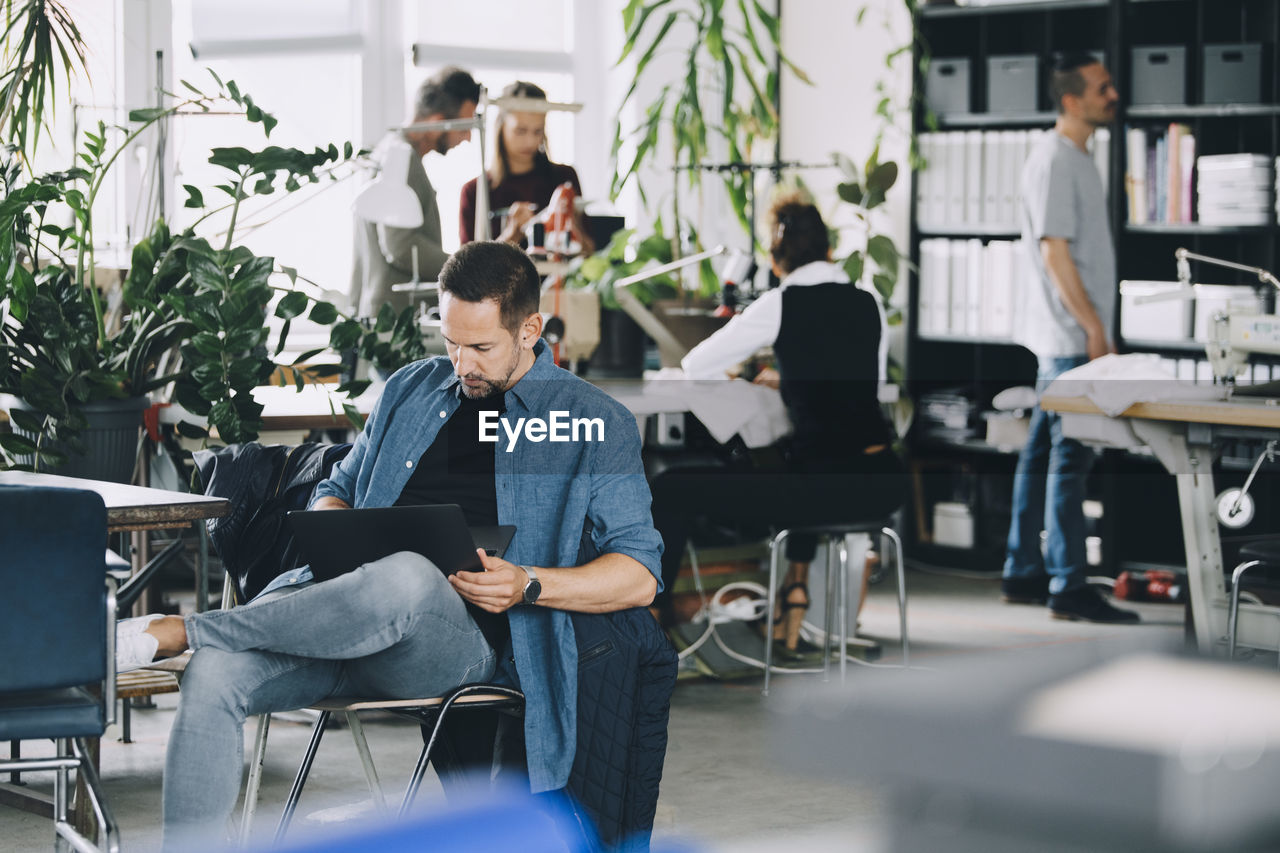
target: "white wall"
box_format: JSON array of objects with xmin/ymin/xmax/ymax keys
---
[{"xmin": 780, "ymin": 0, "xmax": 912, "ymax": 306}]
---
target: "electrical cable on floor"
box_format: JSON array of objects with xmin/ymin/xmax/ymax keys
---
[{"xmin": 677, "ymin": 544, "xmax": 915, "ymax": 674}]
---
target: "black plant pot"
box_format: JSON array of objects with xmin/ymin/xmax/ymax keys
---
[
  {"xmin": 586, "ymin": 309, "xmax": 646, "ymax": 378},
  {"xmin": 11, "ymin": 396, "xmax": 148, "ymax": 484}
]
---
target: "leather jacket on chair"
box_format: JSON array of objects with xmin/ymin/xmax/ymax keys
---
[{"xmin": 194, "ymin": 442, "xmax": 352, "ymax": 603}]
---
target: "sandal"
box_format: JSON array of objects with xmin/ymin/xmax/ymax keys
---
[{"xmin": 777, "ymin": 582, "xmax": 810, "ymax": 653}]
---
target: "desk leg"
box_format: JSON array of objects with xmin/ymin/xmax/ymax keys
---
[
  {"xmin": 1173, "ymin": 461, "xmax": 1227, "ymax": 654},
  {"xmin": 71, "ymin": 737, "xmax": 100, "ymax": 841},
  {"xmin": 196, "ymin": 521, "xmax": 210, "ymax": 613}
]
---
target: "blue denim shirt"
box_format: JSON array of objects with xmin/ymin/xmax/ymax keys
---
[{"xmin": 275, "ymin": 340, "xmax": 662, "ymax": 792}]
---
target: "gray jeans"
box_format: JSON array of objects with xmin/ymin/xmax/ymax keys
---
[{"xmin": 161, "ymin": 551, "xmax": 496, "ymax": 849}]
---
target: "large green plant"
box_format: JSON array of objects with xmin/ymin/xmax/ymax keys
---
[
  {"xmin": 0, "ymin": 76, "xmax": 365, "ymax": 467},
  {"xmin": 0, "ymin": 0, "xmax": 85, "ymax": 160},
  {"xmin": 611, "ymin": 0, "xmax": 808, "ymax": 243}
]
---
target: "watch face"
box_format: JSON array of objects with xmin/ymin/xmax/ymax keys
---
[{"xmin": 524, "ymin": 578, "xmax": 542, "ymax": 604}]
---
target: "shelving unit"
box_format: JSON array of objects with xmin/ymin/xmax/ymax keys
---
[{"xmin": 909, "ymin": 0, "xmax": 1280, "ymax": 572}]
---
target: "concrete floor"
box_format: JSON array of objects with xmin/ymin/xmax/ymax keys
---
[{"xmin": 4, "ymin": 567, "xmax": 1186, "ymax": 852}]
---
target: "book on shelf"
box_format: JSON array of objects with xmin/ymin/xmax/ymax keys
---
[{"xmin": 1124, "ymin": 124, "xmax": 1196, "ymax": 225}]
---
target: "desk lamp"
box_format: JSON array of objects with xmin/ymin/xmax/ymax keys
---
[{"xmin": 614, "ymin": 246, "xmax": 726, "ymax": 368}]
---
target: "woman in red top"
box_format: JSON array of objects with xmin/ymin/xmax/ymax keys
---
[{"xmin": 459, "ymin": 81, "xmax": 593, "ymax": 252}]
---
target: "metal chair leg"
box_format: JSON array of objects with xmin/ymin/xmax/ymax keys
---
[
  {"xmin": 1228, "ymin": 560, "xmax": 1264, "ymax": 659},
  {"xmin": 764, "ymin": 529, "xmax": 791, "ymax": 696},
  {"xmin": 9, "ymin": 740, "xmax": 22, "ymax": 785},
  {"xmin": 838, "ymin": 535, "xmax": 850, "ymax": 683},
  {"xmin": 823, "ymin": 534, "xmax": 838, "ymax": 680},
  {"xmin": 346, "ymin": 711, "xmax": 387, "ymax": 813},
  {"xmin": 882, "ymin": 526, "xmax": 909, "ymax": 667},
  {"xmin": 54, "ymin": 739, "xmax": 69, "ymax": 853},
  {"xmin": 239, "ymin": 713, "xmax": 271, "ymax": 846},
  {"xmin": 274, "ymin": 711, "xmax": 331, "ymax": 843}
]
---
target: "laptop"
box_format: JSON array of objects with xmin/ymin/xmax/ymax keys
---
[{"xmin": 287, "ymin": 504, "xmax": 516, "ymax": 583}]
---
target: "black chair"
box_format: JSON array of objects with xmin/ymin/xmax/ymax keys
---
[{"xmin": 0, "ymin": 485, "xmax": 120, "ymax": 853}]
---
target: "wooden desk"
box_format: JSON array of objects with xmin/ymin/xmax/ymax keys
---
[
  {"xmin": 155, "ymin": 383, "xmax": 377, "ymax": 435},
  {"xmin": 0, "ymin": 471, "xmax": 229, "ymax": 611},
  {"xmin": 0, "ymin": 471, "xmax": 228, "ymax": 530},
  {"xmin": 1040, "ymin": 393, "xmax": 1280, "ymax": 655}
]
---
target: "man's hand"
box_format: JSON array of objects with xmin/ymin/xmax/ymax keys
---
[
  {"xmin": 1086, "ymin": 326, "xmax": 1116, "ymax": 361},
  {"xmin": 448, "ymin": 550, "xmax": 529, "ymax": 613},
  {"xmin": 311, "ymin": 496, "xmax": 350, "ymax": 511}
]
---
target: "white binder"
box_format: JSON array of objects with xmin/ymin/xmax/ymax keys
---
[
  {"xmin": 965, "ymin": 238, "xmax": 984, "ymax": 336},
  {"xmin": 917, "ymin": 133, "xmax": 937, "ymax": 231},
  {"xmin": 946, "ymin": 133, "xmax": 966, "ymax": 225},
  {"xmin": 964, "ymin": 130, "xmax": 984, "ymax": 227},
  {"xmin": 948, "ymin": 239, "xmax": 968, "ymax": 335},
  {"xmin": 982, "ymin": 129, "xmax": 1002, "ymax": 228}
]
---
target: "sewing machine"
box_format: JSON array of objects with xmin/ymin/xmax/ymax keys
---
[{"xmin": 1164, "ymin": 248, "xmax": 1280, "ymax": 381}]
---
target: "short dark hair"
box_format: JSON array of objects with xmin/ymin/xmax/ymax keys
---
[
  {"xmin": 414, "ymin": 66, "xmax": 481, "ymax": 120},
  {"xmin": 768, "ymin": 190, "xmax": 829, "ymax": 274},
  {"xmin": 1050, "ymin": 53, "xmax": 1101, "ymax": 113},
  {"xmin": 439, "ymin": 241, "xmax": 541, "ymax": 334}
]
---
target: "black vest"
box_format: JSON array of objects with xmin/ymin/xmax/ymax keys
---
[{"xmin": 773, "ymin": 282, "xmax": 893, "ymax": 462}]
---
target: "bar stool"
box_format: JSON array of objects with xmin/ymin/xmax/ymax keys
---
[
  {"xmin": 1228, "ymin": 539, "xmax": 1280, "ymax": 662},
  {"xmin": 763, "ymin": 520, "xmax": 908, "ymax": 695}
]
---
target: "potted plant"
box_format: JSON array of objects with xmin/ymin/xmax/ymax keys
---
[
  {"xmin": 562, "ymin": 227, "xmax": 685, "ymax": 376},
  {"xmin": 1, "ymin": 75, "xmax": 364, "ymax": 475}
]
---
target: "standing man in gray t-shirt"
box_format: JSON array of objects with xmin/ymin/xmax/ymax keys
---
[{"xmin": 1002, "ymin": 54, "xmax": 1138, "ymax": 623}]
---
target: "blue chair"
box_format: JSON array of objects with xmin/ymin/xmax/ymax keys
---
[{"xmin": 0, "ymin": 485, "xmax": 120, "ymax": 853}]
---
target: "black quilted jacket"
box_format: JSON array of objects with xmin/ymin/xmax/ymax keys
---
[
  {"xmin": 432, "ymin": 607, "xmax": 677, "ymax": 852},
  {"xmin": 566, "ymin": 607, "xmax": 678, "ymax": 851}
]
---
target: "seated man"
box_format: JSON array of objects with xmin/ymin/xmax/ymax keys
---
[{"xmin": 116, "ymin": 241, "xmax": 664, "ymax": 850}]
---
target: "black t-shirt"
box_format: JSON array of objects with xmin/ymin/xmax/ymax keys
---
[{"xmin": 395, "ymin": 389, "xmax": 509, "ymax": 653}]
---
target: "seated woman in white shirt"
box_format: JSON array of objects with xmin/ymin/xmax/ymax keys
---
[{"xmin": 650, "ymin": 192, "xmax": 907, "ymax": 651}]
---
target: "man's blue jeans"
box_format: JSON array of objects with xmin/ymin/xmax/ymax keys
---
[
  {"xmin": 161, "ymin": 552, "xmax": 496, "ymax": 850},
  {"xmin": 1004, "ymin": 355, "xmax": 1095, "ymax": 595}
]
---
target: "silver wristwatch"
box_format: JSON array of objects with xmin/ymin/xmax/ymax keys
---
[{"xmin": 521, "ymin": 565, "xmax": 542, "ymax": 605}]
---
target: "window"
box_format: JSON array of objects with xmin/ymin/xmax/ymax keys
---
[{"xmin": 172, "ymin": 2, "xmax": 363, "ymax": 300}]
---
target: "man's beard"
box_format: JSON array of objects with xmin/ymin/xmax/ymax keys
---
[
  {"xmin": 459, "ymin": 345, "xmax": 522, "ymax": 399},
  {"xmin": 434, "ymin": 133, "xmax": 451, "ymax": 156}
]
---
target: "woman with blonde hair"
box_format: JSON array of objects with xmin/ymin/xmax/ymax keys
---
[{"xmin": 459, "ymin": 80, "xmax": 592, "ymax": 252}]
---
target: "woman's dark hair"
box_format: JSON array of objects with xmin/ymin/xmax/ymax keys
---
[
  {"xmin": 491, "ymin": 80, "xmax": 552, "ymax": 189},
  {"xmin": 439, "ymin": 241, "xmax": 541, "ymax": 334},
  {"xmin": 768, "ymin": 190, "xmax": 829, "ymax": 274}
]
